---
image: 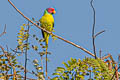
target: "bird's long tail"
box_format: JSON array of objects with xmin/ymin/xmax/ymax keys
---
[
  {"xmin": 45, "ymin": 45, "xmax": 48, "ymax": 77},
  {"xmin": 45, "ymin": 33, "xmax": 49, "ymax": 77}
]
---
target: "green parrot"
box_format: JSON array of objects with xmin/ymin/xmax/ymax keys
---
[{"xmin": 39, "ymin": 7, "xmax": 56, "ymax": 76}]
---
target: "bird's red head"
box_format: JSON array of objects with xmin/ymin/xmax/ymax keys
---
[{"xmin": 46, "ymin": 8, "xmax": 56, "ymax": 14}]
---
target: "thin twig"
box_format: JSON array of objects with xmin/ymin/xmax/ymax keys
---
[
  {"xmin": 102, "ymin": 54, "xmax": 116, "ymax": 64},
  {"xmin": 25, "ymin": 22, "xmax": 30, "ymax": 80},
  {"xmin": 90, "ymin": 0, "xmax": 97, "ymax": 59},
  {"xmin": 89, "ymin": 70, "xmax": 92, "ymax": 79},
  {"xmin": 0, "ymin": 24, "xmax": 6, "ymax": 37},
  {"xmin": 94, "ymin": 30, "xmax": 105, "ymax": 38},
  {"xmin": 99, "ymin": 49, "xmax": 102, "ymax": 59},
  {"xmin": 102, "ymin": 54, "xmax": 111, "ymax": 60},
  {"xmin": 21, "ymin": 76, "xmax": 36, "ymax": 80},
  {"xmin": 41, "ymin": 55, "xmax": 43, "ymax": 72},
  {"xmin": 10, "ymin": 48, "xmax": 23, "ymax": 54},
  {"xmin": 111, "ymin": 65, "xmax": 119, "ymax": 80},
  {"xmin": 104, "ymin": 60, "xmax": 112, "ymax": 70},
  {"xmin": 8, "ymin": 0, "xmax": 95, "ymax": 57},
  {"xmin": 6, "ymin": 45, "xmax": 10, "ymax": 78}
]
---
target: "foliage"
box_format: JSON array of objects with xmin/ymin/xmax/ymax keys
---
[
  {"xmin": 0, "ymin": 50, "xmax": 24, "ymax": 80},
  {"xmin": 0, "ymin": 23, "xmax": 47, "ymax": 80},
  {"xmin": 0, "ymin": 23, "xmax": 117, "ymax": 80},
  {"xmin": 32, "ymin": 59, "xmax": 45, "ymax": 80},
  {"xmin": 51, "ymin": 57, "xmax": 114, "ymax": 80},
  {"xmin": 17, "ymin": 24, "xmax": 29, "ymax": 52}
]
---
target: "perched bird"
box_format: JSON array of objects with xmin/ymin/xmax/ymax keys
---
[{"xmin": 39, "ymin": 7, "xmax": 56, "ymax": 76}]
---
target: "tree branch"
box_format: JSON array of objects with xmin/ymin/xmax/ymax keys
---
[
  {"xmin": 8, "ymin": 0, "xmax": 95, "ymax": 57},
  {"xmin": 94, "ymin": 30, "xmax": 105, "ymax": 38},
  {"xmin": 111, "ymin": 65, "xmax": 119, "ymax": 80},
  {"xmin": 102, "ymin": 54, "xmax": 116, "ymax": 64},
  {"xmin": 90, "ymin": 0, "xmax": 97, "ymax": 59},
  {"xmin": 24, "ymin": 22, "xmax": 30, "ymax": 80},
  {"xmin": 0, "ymin": 24, "xmax": 6, "ymax": 37}
]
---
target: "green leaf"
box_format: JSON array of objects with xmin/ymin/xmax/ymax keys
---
[
  {"xmin": 11, "ymin": 56, "xmax": 16, "ymax": 60},
  {"xmin": 33, "ymin": 59, "xmax": 38, "ymax": 63},
  {"xmin": 36, "ymin": 66, "xmax": 42, "ymax": 70},
  {"xmin": 39, "ymin": 52, "xmax": 45, "ymax": 56},
  {"xmin": 18, "ymin": 32, "xmax": 24, "ymax": 36},
  {"xmin": 71, "ymin": 58, "xmax": 76, "ymax": 63},
  {"xmin": 20, "ymin": 26, "xmax": 24, "ymax": 31},
  {"xmin": 51, "ymin": 77, "xmax": 59, "ymax": 80},
  {"xmin": 36, "ymin": 37, "xmax": 39, "ymax": 40},
  {"xmin": 76, "ymin": 74, "xmax": 84, "ymax": 79},
  {"xmin": 23, "ymin": 24, "xmax": 26, "ymax": 26},
  {"xmin": 33, "ymin": 34, "xmax": 36, "ymax": 37},
  {"xmin": 42, "ymin": 46, "xmax": 47, "ymax": 48},
  {"xmin": 52, "ymin": 73, "xmax": 61, "ymax": 76},
  {"xmin": 16, "ymin": 71, "xmax": 21, "ymax": 73},
  {"xmin": 56, "ymin": 67, "xmax": 65, "ymax": 73},
  {"xmin": 2, "ymin": 59, "xmax": 6, "ymax": 62},
  {"xmin": 59, "ymin": 76, "xmax": 63, "ymax": 80},
  {"xmin": 32, "ymin": 45, "xmax": 38, "ymax": 51},
  {"xmin": 62, "ymin": 62, "xmax": 69, "ymax": 69},
  {"xmin": 68, "ymin": 60, "xmax": 72, "ymax": 66},
  {"xmin": 34, "ymin": 63, "xmax": 39, "ymax": 66},
  {"xmin": 39, "ymin": 39, "xmax": 45, "ymax": 42},
  {"xmin": 38, "ymin": 72, "xmax": 44, "ymax": 75},
  {"xmin": 62, "ymin": 73, "xmax": 67, "ymax": 78},
  {"xmin": 17, "ymin": 36, "xmax": 23, "ymax": 39}
]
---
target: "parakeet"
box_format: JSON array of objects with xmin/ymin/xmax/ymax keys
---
[
  {"xmin": 39, "ymin": 8, "xmax": 56, "ymax": 76},
  {"xmin": 40, "ymin": 8, "xmax": 56, "ymax": 47}
]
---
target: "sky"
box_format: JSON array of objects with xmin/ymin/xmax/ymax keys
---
[{"xmin": 0, "ymin": 0, "xmax": 120, "ymax": 79}]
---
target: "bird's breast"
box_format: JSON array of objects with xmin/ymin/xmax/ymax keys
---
[{"xmin": 40, "ymin": 14, "xmax": 54, "ymax": 24}]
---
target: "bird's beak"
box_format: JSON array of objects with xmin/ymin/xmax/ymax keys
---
[{"xmin": 53, "ymin": 10, "xmax": 56, "ymax": 14}]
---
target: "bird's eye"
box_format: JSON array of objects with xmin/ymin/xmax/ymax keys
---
[{"xmin": 51, "ymin": 9, "xmax": 54, "ymax": 11}]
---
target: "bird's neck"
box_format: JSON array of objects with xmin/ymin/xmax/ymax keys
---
[{"xmin": 44, "ymin": 10, "xmax": 49, "ymax": 15}]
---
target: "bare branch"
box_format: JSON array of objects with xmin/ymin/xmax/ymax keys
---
[
  {"xmin": 102, "ymin": 54, "xmax": 111, "ymax": 60},
  {"xmin": 111, "ymin": 64, "xmax": 119, "ymax": 80},
  {"xmin": 99, "ymin": 49, "xmax": 102, "ymax": 59},
  {"xmin": 102, "ymin": 54, "xmax": 118, "ymax": 79},
  {"xmin": 0, "ymin": 24, "xmax": 6, "ymax": 37},
  {"xmin": 90, "ymin": 0, "xmax": 97, "ymax": 59},
  {"xmin": 10, "ymin": 48, "xmax": 23, "ymax": 54},
  {"xmin": 102, "ymin": 53, "xmax": 116, "ymax": 64},
  {"xmin": 8, "ymin": 0, "xmax": 95, "ymax": 57},
  {"xmin": 94, "ymin": 30, "xmax": 105, "ymax": 38},
  {"xmin": 24, "ymin": 22, "xmax": 30, "ymax": 80},
  {"xmin": 4, "ymin": 24, "xmax": 6, "ymax": 32},
  {"xmin": 104, "ymin": 60, "xmax": 112, "ymax": 70}
]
